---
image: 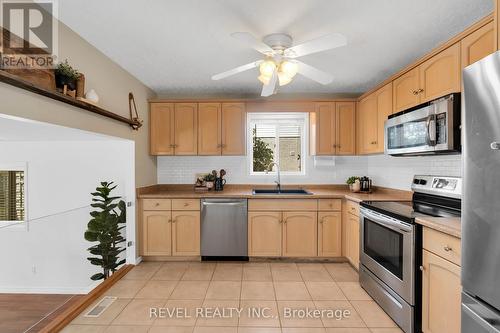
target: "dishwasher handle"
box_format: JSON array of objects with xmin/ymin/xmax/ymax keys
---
[{"xmin": 202, "ymin": 201, "xmax": 245, "ymax": 206}]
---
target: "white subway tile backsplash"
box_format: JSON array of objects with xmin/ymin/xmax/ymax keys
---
[{"xmin": 157, "ymin": 154, "xmax": 462, "ymax": 191}]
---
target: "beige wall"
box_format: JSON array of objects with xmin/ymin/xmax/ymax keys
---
[{"xmin": 0, "ymin": 21, "xmax": 157, "ymax": 187}]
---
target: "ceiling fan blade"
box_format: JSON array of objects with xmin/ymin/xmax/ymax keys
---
[
  {"xmin": 296, "ymin": 61, "xmax": 333, "ymax": 85},
  {"xmin": 285, "ymin": 33, "xmax": 347, "ymax": 58},
  {"xmin": 231, "ymin": 32, "xmax": 275, "ymax": 55},
  {"xmin": 261, "ymin": 69, "xmax": 278, "ymax": 97},
  {"xmin": 211, "ymin": 60, "xmax": 263, "ymax": 80}
]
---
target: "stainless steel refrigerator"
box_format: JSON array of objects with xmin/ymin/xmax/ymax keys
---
[{"xmin": 462, "ymin": 51, "xmax": 500, "ymax": 332}]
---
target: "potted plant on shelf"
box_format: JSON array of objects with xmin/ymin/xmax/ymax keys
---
[
  {"xmin": 204, "ymin": 173, "xmax": 216, "ymax": 190},
  {"xmin": 84, "ymin": 182, "xmax": 126, "ymax": 281},
  {"xmin": 55, "ymin": 59, "xmax": 80, "ymax": 91},
  {"xmin": 347, "ymin": 176, "xmax": 361, "ymax": 193}
]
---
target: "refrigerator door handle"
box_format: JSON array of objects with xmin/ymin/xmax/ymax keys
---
[
  {"xmin": 491, "ymin": 142, "xmax": 500, "ymax": 150},
  {"xmin": 462, "ymin": 302, "xmax": 500, "ymax": 332}
]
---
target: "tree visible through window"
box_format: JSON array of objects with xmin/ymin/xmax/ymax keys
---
[{"xmin": 249, "ymin": 113, "xmax": 306, "ymax": 174}]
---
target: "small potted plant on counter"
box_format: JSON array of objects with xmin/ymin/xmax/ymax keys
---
[
  {"xmin": 347, "ymin": 176, "xmax": 361, "ymax": 192},
  {"xmin": 204, "ymin": 173, "xmax": 216, "ymax": 190},
  {"xmin": 55, "ymin": 59, "xmax": 80, "ymax": 91}
]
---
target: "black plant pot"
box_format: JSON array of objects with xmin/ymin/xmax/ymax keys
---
[{"xmin": 55, "ymin": 74, "xmax": 76, "ymax": 90}]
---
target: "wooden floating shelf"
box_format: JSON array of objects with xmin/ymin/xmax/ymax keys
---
[{"xmin": 0, "ymin": 69, "xmax": 142, "ymax": 129}]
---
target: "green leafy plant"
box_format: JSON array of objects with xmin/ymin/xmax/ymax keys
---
[
  {"xmin": 203, "ymin": 173, "xmax": 216, "ymax": 182},
  {"xmin": 253, "ymin": 127, "xmax": 274, "ymax": 172},
  {"xmin": 346, "ymin": 176, "xmax": 360, "ymax": 185},
  {"xmin": 84, "ymin": 182, "xmax": 126, "ymax": 281},
  {"xmin": 55, "ymin": 59, "xmax": 80, "ymax": 81}
]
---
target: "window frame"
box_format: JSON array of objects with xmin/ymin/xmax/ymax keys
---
[
  {"xmin": 247, "ymin": 112, "xmax": 308, "ymax": 176},
  {"xmin": 0, "ymin": 162, "xmax": 28, "ymax": 230}
]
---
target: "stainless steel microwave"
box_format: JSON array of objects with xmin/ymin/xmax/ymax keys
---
[{"xmin": 385, "ymin": 93, "xmax": 461, "ymax": 156}]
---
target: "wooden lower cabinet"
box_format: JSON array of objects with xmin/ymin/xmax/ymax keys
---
[
  {"xmin": 422, "ymin": 249, "xmax": 461, "ymax": 333},
  {"xmin": 346, "ymin": 214, "xmax": 360, "ymax": 269},
  {"xmin": 318, "ymin": 212, "xmax": 342, "ymax": 257},
  {"xmin": 141, "ymin": 199, "xmax": 201, "ymax": 257},
  {"xmin": 142, "ymin": 210, "xmax": 172, "ymax": 256},
  {"xmin": 248, "ymin": 212, "xmax": 282, "ymax": 256},
  {"xmin": 171, "ymin": 211, "xmax": 200, "ymax": 256},
  {"xmin": 283, "ymin": 212, "xmax": 317, "ymax": 257}
]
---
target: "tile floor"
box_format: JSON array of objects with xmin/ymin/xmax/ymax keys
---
[{"xmin": 63, "ymin": 262, "xmax": 402, "ymax": 333}]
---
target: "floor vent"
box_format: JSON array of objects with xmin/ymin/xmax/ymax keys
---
[{"xmin": 84, "ymin": 296, "xmax": 117, "ymax": 317}]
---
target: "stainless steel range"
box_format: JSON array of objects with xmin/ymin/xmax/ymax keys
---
[{"xmin": 359, "ymin": 175, "xmax": 462, "ymax": 333}]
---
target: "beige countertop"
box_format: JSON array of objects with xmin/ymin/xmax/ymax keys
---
[
  {"xmin": 416, "ymin": 215, "xmax": 461, "ymax": 238},
  {"xmin": 137, "ymin": 184, "xmax": 413, "ymax": 202}
]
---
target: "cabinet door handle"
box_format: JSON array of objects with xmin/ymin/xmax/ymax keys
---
[
  {"xmin": 168, "ymin": 219, "xmax": 172, "ymax": 223},
  {"xmin": 417, "ymin": 88, "xmax": 424, "ymax": 93},
  {"xmin": 320, "ymin": 217, "xmax": 325, "ymax": 224},
  {"xmin": 412, "ymin": 90, "xmax": 418, "ymax": 95},
  {"xmin": 444, "ymin": 246, "xmax": 452, "ymax": 252},
  {"xmin": 491, "ymin": 142, "xmax": 500, "ymax": 150},
  {"xmin": 419, "ymin": 265, "xmax": 425, "ymax": 271},
  {"xmin": 184, "ymin": 203, "xmax": 189, "ymax": 207}
]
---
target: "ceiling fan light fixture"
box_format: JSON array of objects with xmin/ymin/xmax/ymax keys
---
[
  {"xmin": 259, "ymin": 59, "xmax": 276, "ymax": 77},
  {"xmin": 277, "ymin": 72, "xmax": 293, "ymax": 86},
  {"xmin": 258, "ymin": 74, "xmax": 271, "ymax": 85},
  {"xmin": 280, "ymin": 60, "xmax": 298, "ymax": 78}
]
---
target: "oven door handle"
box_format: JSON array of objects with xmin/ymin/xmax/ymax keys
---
[{"xmin": 360, "ymin": 207, "xmax": 413, "ymax": 233}]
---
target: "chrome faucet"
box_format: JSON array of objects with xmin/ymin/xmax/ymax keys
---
[{"xmin": 266, "ymin": 162, "xmax": 281, "ymax": 192}]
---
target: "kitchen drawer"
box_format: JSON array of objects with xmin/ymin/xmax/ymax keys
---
[
  {"xmin": 248, "ymin": 199, "xmax": 318, "ymax": 211},
  {"xmin": 423, "ymin": 227, "xmax": 461, "ymax": 266},
  {"xmin": 143, "ymin": 199, "xmax": 171, "ymax": 211},
  {"xmin": 172, "ymin": 199, "xmax": 200, "ymax": 210},
  {"xmin": 345, "ymin": 200, "xmax": 360, "ymax": 217},
  {"xmin": 318, "ymin": 199, "xmax": 342, "ymax": 211}
]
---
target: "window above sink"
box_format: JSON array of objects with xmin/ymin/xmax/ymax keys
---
[{"xmin": 247, "ymin": 112, "xmax": 307, "ymax": 176}]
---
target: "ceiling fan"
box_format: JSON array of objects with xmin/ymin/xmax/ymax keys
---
[{"xmin": 211, "ymin": 32, "xmax": 347, "ymax": 97}]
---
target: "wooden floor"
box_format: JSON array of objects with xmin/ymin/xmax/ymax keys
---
[{"xmin": 0, "ymin": 293, "xmax": 84, "ymax": 333}]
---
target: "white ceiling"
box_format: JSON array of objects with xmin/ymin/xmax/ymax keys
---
[{"xmin": 58, "ymin": 0, "xmax": 493, "ymax": 98}]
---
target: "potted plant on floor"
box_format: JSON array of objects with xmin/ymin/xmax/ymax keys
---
[{"xmin": 84, "ymin": 182, "xmax": 126, "ymax": 280}]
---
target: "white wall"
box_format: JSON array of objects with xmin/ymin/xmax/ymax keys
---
[
  {"xmin": 0, "ymin": 140, "xmax": 135, "ymax": 294},
  {"xmin": 157, "ymin": 154, "xmax": 462, "ymax": 191}
]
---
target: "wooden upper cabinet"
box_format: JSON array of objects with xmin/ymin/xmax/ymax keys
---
[
  {"xmin": 171, "ymin": 211, "xmax": 200, "ymax": 256},
  {"xmin": 198, "ymin": 103, "xmax": 222, "ymax": 155},
  {"xmin": 311, "ymin": 102, "xmax": 336, "ymax": 155},
  {"xmin": 358, "ymin": 94, "xmax": 378, "ymax": 154},
  {"xmin": 318, "ymin": 212, "xmax": 341, "ymax": 257},
  {"xmin": 174, "ymin": 103, "xmax": 198, "ymax": 155},
  {"xmin": 393, "ymin": 67, "xmax": 420, "ymax": 113},
  {"xmin": 419, "ymin": 43, "xmax": 461, "ymax": 103},
  {"xmin": 248, "ymin": 211, "xmax": 282, "ymax": 257},
  {"xmin": 422, "ymin": 249, "xmax": 461, "ymax": 333},
  {"xmin": 282, "ymin": 211, "xmax": 317, "ymax": 257},
  {"xmin": 462, "ymin": 21, "xmax": 495, "ymax": 68},
  {"xmin": 335, "ymin": 102, "xmax": 356, "ymax": 155},
  {"xmin": 150, "ymin": 103, "xmax": 175, "ymax": 155},
  {"xmin": 221, "ymin": 103, "xmax": 246, "ymax": 155},
  {"xmin": 376, "ymin": 82, "xmax": 393, "ymax": 153},
  {"xmin": 142, "ymin": 210, "xmax": 172, "ymax": 256}
]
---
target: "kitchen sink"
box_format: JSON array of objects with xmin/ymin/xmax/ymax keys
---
[{"xmin": 252, "ymin": 189, "xmax": 313, "ymax": 195}]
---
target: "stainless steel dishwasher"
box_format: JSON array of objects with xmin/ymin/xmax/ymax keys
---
[{"xmin": 201, "ymin": 198, "xmax": 248, "ymax": 260}]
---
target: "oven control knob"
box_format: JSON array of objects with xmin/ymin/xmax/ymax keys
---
[
  {"xmin": 420, "ymin": 179, "xmax": 427, "ymax": 185},
  {"xmin": 413, "ymin": 179, "xmax": 420, "ymax": 185}
]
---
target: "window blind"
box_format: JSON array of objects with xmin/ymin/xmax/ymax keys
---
[{"xmin": 0, "ymin": 171, "xmax": 25, "ymax": 221}]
